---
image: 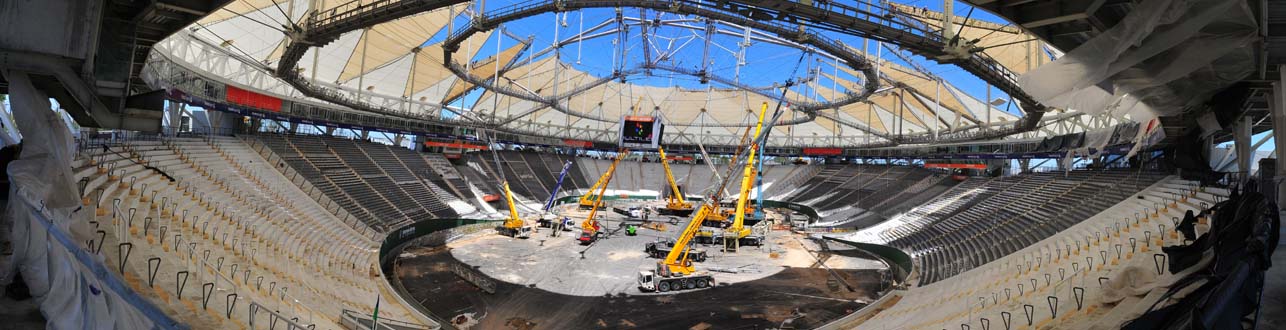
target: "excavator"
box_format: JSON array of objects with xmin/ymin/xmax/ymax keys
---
[
  {"xmin": 657, "ymin": 147, "xmax": 694, "ymax": 216},
  {"xmin": 579, "ymin": 149, "xmax": 628, "ymax": 244},
  {"xmin": 579, "ymin": 150, "xmax": 628, "ymax": 210},
  {"xmin": 496, "ymin": 181, "xmax": 534, "ymax": 238}
]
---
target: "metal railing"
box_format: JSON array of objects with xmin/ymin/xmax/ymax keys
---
[
  {"xmin": 11, "ymin": 185, "xmax": 188, "ymax": 329},
  {"xmin": 340, "ymin": 309, "xmax": 432, "ymax": 330}
]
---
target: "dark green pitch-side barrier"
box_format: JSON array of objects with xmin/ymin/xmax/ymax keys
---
[
  {"xmin": 378, "ymin": 218, "xmax": 503, "ymax": 330},
  {"xmin": 824, "ymin": 236, "xmax": 914, "ymax": 283},
  {"xmin": 549, "ymin": 195, "xmax": 821, "ymax": 221},
  {"xmin": 379, "ymin": 218, "xmax": 503, "ymax": 265}
]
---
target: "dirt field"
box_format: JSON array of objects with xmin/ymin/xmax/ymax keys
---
[{"xmin": 393, "ymin": 240, "xmax": 887, "ymax": 329}]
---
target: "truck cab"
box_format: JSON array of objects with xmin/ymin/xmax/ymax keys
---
[
  {"xmin": 578, "ymin": 231, "xmax": 602, "ymax": 244},
  {"xmin": 637, "ymin": 271, "xmax": 656, "ymax": 291}
]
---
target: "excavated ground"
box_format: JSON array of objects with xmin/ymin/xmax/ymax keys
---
[{"xmin": 392, "ymin": 208, "xmax": 888, "ymax": 329}]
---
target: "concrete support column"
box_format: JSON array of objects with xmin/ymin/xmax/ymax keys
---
[
  {"xmin": 288, "ymin": 122, "xmax": 298, "ymax": 134},
  {"xmin": 205, "ymin": 111, "xmax": 241, "ymax": 135},
  {"xmin": 414, "ymin": 135, "xmax": 427, "ymax": 152},
  {"xmin": 166, "ymin": 100, "xmax": 183, "ymax": 135},
  {"xmin": 206, "ymin": 110, "xmax": 221, "ymax": 133},
  {"xmin": 1234, "ymin": 115, "xmax": 1253, "ymax": 174}
]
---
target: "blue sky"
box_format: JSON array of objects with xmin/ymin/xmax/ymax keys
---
[{"xmin": 428, "ymin": 0, "xmax": 1022, "ymax": 113}]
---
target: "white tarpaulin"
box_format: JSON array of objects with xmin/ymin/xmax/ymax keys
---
[{"xmin": 0, "ymin": 70, "xmax": 183, "ymax": 329}]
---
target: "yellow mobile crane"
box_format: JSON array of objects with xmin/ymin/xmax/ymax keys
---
[
  {"xmin": 657, "ymin": 147, "xmax": 694, "ymax": 216},
  {"xmin": 693, "ymin": 103, "xmax": 767, "ymax": 243},
  {"xmin": 637, "ymin": 202, "xmax": 717, "ymax": 292},
  {"xmin": 637, "ymin": 103, "xmax": 770, "ymax": 292},
  {"xmin": 579, "ymin": 149, "xmax": 628, "ymax": 244},
  {"xmin": 725, "ymin": 102, "xmax": 770, "ymax": 248},
  {"xmin": 496, "ymin": 181, "xmax": 534, "ymax": 238},
  {"xmin": 579, "ymin": 150, "xmax": 628, "ymax": 210}
]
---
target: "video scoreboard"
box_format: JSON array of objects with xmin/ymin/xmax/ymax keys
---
[{"xmin": 619, "ymin": 115, "xmax": 665, "ymax": 149}]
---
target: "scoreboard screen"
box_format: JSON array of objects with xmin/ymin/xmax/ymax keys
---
[{"xmin": 619, "ymin": 115, "xmax": 664, "ymax": 149}]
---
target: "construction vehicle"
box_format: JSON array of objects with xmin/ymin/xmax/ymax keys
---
[
  {"xmin": 495, "ymin": 181, "xmax": 534, "ymax": 238},
  {"xmin": 637, "ymin": 103, "xmax": 776, "ymax": 292},
  {"xmin": 579, "ymin": 150, "xmax": 628, "ymax": 210},
  {"xmin": 692, "ymin": 103, "xmax": 770, "ymax": 246},
  {"xmin": 644, "ymin": 238, "xmax": 707, "ymax": 261},
  {"xmin": 657, "ymin": 147, "xmax": 695, "ymax": 216},
  {"xmin": 637, "ymin": 202, "xmax": 717, "ymax": 292},
  {"xmin": 723, "ymin": 102, "xmax": 770, "ymax": 249},
  {"xmin": 579, "ymin": 150, "xmax": 626, "ymax": 244},
  {"xmin": 537, "ymin": 160, "xmax": 574, "ymax": 229}
]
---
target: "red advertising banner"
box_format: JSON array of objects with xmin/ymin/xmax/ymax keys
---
[
  {"xmin": 225, "ymin": 85, "xmax": 283, "ymax": 112},
  {"xmin": 925, "ymin": 163, "xmax": 987, "ymax": 169},
  {"xmin": 424, "ymin": 141, "xmax": 488, "ymax": 150},
  {"xmin": 623, "ymin": 115, "xmax": 654, "ymax": 122},
  {"xmin": 562, "ymin": 139, "xmax": 594, "ymax": 148},
  {"xmin": 802, "ymin": 147, "xmax": 843, "ymax": 156}
]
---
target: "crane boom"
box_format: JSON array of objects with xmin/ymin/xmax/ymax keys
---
[
  {"xmin": 543, "ymin": 160, "xmax": 574, "ymax": 212},
  {"xmin": 704, "ymin": 125, "xmax": 755, "ymax": 222},
  {"xmin": 729, "ymin": 102, "xmax": 769, "ymax": 240},
  {"xmin": 497, "ymin": 180, "xmax": 532, "ymax": 238},
  {"xmin": 503, "ymin": 181, "xmax": 522, "ymax": 225},
  {"xmin": 662, "ymin": 103, "xmax": 768, "ymax": 272},
  {"xmin": 580, "ymin": 151, "xmax": 628, "ymax": 209},
  {"xmin": 658, "ymin": 147, "xmax": 694, "ymax": 215},
  {"xmin": 579, "ymin": 149, "xmax": 628, "ymax": 243},
  {"xmin": 661, "ymin": 203, "xmax": 716, "ymax": 276}
]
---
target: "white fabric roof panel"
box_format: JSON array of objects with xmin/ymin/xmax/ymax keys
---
[{"xmin": 186, "ymin": 0, "xmax": 1088, "ymax": 143}]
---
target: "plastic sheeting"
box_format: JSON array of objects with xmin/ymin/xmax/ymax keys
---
[
  {"xmin": 1017, "ymin": 0, "xmax": 1258, "ymax": 122},
  {"xmin": 0, "ymin": 70, "xmax": 182, "ymax": 329}
]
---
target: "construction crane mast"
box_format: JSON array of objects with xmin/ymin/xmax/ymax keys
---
[
  {"xmin": 702, "ymin": 118, "xmax": 757, "ymax": 224},
  {"xmin": 657, "ymin": 147, "xmax": 694, "ymax": 216}
]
